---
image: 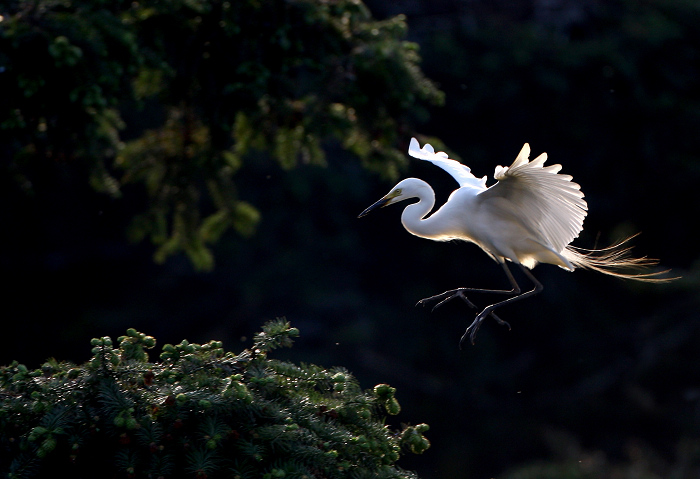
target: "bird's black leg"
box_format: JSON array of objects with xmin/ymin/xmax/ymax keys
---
[
  {"xmin": 416, "ymin": 262, "xmax": 522, "ymax": 310},
  {"xmin": 417, "ymin": 262, "xmax": 520, "ymax": 330},
  {"xmin": 453, "ymin": 292, "xmax": 511, "ymax": 332},
  {"xmin": 459, "ymin": 264, "xmax": 543, "ymax": 348}
]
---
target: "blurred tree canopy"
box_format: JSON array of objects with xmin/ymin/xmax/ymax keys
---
[{"xmin": 0, "ymin": 0, "xmax": 442, "ymax": 269}]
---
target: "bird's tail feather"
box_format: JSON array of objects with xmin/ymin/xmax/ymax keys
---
[{"xmin": 564, "ymin": 234, "xmax": 674, "ymax": 282}]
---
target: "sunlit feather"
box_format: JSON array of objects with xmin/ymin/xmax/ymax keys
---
[{"xmin": 359, "ymin": 138, "xmax": 673, "ymax": 346}]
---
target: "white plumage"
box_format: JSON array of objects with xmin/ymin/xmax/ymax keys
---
[{"xmin": 359, "ymin": 138, "xmax": 669, "ymax": 346}]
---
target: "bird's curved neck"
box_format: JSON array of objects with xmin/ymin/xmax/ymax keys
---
[{"xmin": 400, "ymin": 187, "xmax": 439, "ymax": 239}]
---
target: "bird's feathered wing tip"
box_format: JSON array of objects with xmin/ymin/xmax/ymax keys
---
[
  {"xmin": 482, "ymin": 143, "xmax": 587, "ymax": 255},
  {"xmin": 408, "ymin": 137, "xmax": 487, "ymax": 189},
  {"xmin": 409, "ymin": 137, "xmax": 449, "ymax": 160},
  {"xmin": 563, "ymin": 234, "xmax": 675, "ymax": 283},
  {"xmin": 511, "ymin": 143, "xmax": 531, "ymax": 169}
]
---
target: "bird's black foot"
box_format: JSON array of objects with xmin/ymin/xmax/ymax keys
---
[
  {"xmin": 416, "ymin": 288, "xmax": 472, "ymax": 311},
  {"xmin": 418, "ymin": 289, "xmax": 511, "ymax": 347},
  {"xmin": 459, "ymin": 316, "xmax": 484, "ymax": 349},
  {"xmin": 459, "ymin": 308, "xmax": 510, "ymax": 348}
]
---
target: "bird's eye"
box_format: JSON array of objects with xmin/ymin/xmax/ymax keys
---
[{"xmin": 393, "ymin": 188, "xmax": 402, "ymax": 196}]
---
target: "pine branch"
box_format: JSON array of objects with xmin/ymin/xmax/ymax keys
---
[{"xmin": 0, "ymin": 320, "xmax": 429, "ymax": 478}]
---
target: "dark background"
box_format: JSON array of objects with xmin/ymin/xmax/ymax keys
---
[{"xmin": 2, "ymin": 1, "xmax": 699, "ymax": 478}]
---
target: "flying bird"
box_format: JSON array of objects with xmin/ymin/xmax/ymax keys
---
[{"xmin": 359, "ymin": 138, "xmax": 669, "ymax": 347}]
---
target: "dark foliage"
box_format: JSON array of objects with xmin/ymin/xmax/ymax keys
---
[
  {"xmin": 0, "ymin": 320, "xmax": 429, "ymax": 478},
  {"xmin": 0, "ymin": 0, "xmax": 442, "ymax": 269},
  {"xmin": 1, "ymin": 0, "xmax": 699, "ymax": 478}
]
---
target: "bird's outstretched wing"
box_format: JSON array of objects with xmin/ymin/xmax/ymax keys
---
[
  {"xmin": 477, "ymin": 143, "xmax": 588, "ymax": 253},
  {"xmin": 408, "ymin": 138, "xmax": 487, "ymax": 189}
]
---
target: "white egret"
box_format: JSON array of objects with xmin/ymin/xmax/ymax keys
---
[{"xmin": 359, "ymin": 138, "xmax": 670, "ymax": 347}]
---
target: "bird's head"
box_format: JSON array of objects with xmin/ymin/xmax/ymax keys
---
[{"xmin": 357, "ymin": 178, "xmax": 427, "ymax": 218}]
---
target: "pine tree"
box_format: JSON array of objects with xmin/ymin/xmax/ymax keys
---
[{"xmin": 0, "ymin": 320, "xmax": 429, "ymax": 478}]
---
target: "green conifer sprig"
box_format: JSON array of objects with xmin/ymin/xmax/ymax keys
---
[{"xmin": 0, "ymin": 320, "xmax": 429, "ymax": 478}]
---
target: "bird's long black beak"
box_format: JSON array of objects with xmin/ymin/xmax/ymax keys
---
[{"xmin": 358, "ymin": 196, "xmax": 390, "ymax": 218}]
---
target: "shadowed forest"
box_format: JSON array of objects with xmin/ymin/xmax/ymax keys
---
[{"xmin": 2, "ymin": 0, "xmax": 699, "ymax": 477}]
